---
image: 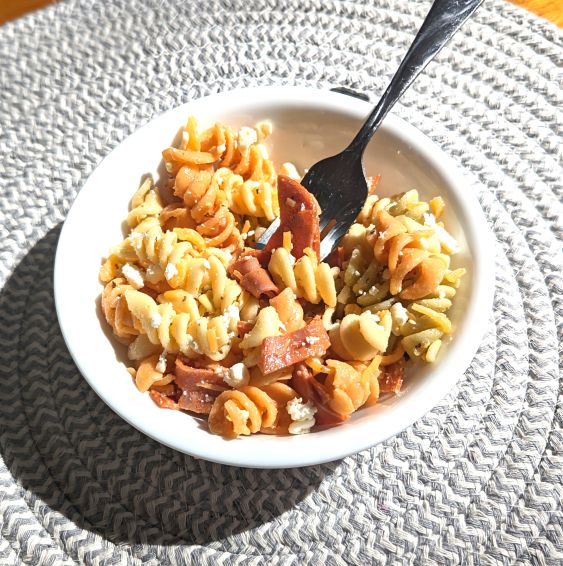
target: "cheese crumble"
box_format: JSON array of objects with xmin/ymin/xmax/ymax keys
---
[
  {"xmin": 287, "ymin": 397, "xmax": 317, "ymax": 435},
  {"xmin": 238, "ymin": 127, "xmax": 257, "ymax": 153},
  {"xmin": 155, "ymin": 350, "xmax": 167, "ymax": 373},
  {"xmin": 224, "ymin": 362, "xmax": 250, "ymax": 388},
  {"xmin": 122, "ymin": 263, "xmax": 144, "ymax": 289},
  {"xmin": 164, "ymin": 262, "xmax": 178, "ymax": 280}
]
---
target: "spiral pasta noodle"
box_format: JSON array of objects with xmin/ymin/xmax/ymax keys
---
[
  {"xmin": 124, "ymin": 289, "xmax": 239, "ymax": 361},
  {"xmin": 208, "ymin": 385, "xmax": 278, "ymax": 437},
  {"xmin": 101, "ymin": 278, "xmax": 141, "ymax": 339},
  {"xmin": 217, "ymin": 168, "xmax": 279, "ymax": 221},
  {"xmin": 268, "ymin": 247, "xmax": 337, "ymax": 307},
  {"xmin": 127, "ymin": 177, "xmax": 164, "ymax": 230},
  {"xmin": 329, "ymin": 310, "xmax": 392, "ymax": 361},
  {"xmin": 172, "ymin": 166, "xmax": 241, "ymax": 249}
]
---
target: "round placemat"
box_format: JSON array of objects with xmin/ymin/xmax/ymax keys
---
[{"xmin": 0, "ymin": 0, "xmax": 561, "ymax": 564}]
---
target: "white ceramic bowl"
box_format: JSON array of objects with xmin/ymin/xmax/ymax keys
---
[{"xmin": 54, "ymin": 86, "xmax": 494, "ymax": 468}]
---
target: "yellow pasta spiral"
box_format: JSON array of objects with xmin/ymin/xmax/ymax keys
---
[
  {"xmin": 127, "ymin": 177, "xmax": 163, "ymax": 230},
  {"xmin": 208, "ymin": 386, "xmax": 278, "ymax": 438},
  {"xmin": 124, "ymin": 290, "xmax": 239, "ymax": 361},
  {"xmin": 357, "ymin": 190, "xmax": 429, "ymax": 227},
  {"xmin": 356, "ymin": 194, "xmax": 391, "ymax": 227},
  {"xmin": 268, "ymin": 247, "xmax": 337, "ymax": 307},
  {"xmin": 113, "ymin": 225, "xmax": 229, "ymax": 299},
  {"xmin": 217, "ymin": 168, "xmax": 279, "ymax": 221},
  {"xmin": 389, "ymin": 294, "xmax": 455, "ymax": 362}
]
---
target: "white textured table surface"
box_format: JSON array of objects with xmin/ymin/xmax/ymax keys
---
[{"xmin": 0, "ymin": 0, "xmax": 561, "ymax": 564}]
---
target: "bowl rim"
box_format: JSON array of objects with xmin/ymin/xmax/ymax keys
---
[{"xmin": 54, "ymin": 85, "xmax": 495, "ymax": 468}]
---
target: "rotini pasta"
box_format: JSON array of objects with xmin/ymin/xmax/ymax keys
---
[
  {"xmin": 208, "ymin": 385, "xmax": 278, "ymax": 438},
  {"xmin": 268, "ymin": 247, "xmax": 337, "ymax": 307},
  {"xmin": 127, "ymin": 177, "xmax": 163, "ymax": 230},
  {"xmin": 124, "ymin": 289, "xmax": 239, "ymax": 361},
  {"xmin": 99, "ymin": 116, "xmax": 465, "ymax": 439},
  {"xmin": 101, "ymin": 278, "xmax": 141, "ymax": 339},
  {"xmin": 218, "ymin": 168, "xmax": 279, "ymax": 221}
]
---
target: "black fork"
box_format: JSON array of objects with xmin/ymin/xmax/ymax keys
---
[{"xmin": 256, "ymin": 0, "xmax": 483, "ymax": 259}]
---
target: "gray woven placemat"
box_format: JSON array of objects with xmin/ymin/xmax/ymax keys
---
[{"xmin": 0, "ymin": 0, "xmax": 561, "ymax": 564}]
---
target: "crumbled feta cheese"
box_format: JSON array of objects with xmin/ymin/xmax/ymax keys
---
[
  {"xmin": 129, "ymin": 232, "xmax": 144, "ymax": 249},
  {"xmin": 164, "ymin": 262, "xmax": 178, "ymax": 280},
  {"xmin": 150, "ymin": 312, "xmax": 162, "ymax": 328},
  {"xmin": 435, "ymin": 226, "xmax": 460, "ymax": 253},
  {"xmin": 224, "ymin": 362, "xmax": 250, "ymax": 388},
  {"xmin": 216, "ymin": 143, "xmax": 226, "ymax": 153},
  {"xmin": 391, "ymin": 302, "xmax": 409, "ymax": 326},
  {"xmin": 222, "ymin": 305, "xmax": 240, "ymax": 330},
  {"xmin": 122, "ymin": 263, "xmax": 144, "ymax": 289},
  {"xmin": 424, "ymin": 212, "xmax": 437, "ymax": 227},
  {"xmin": 305, "ymin": 336, "xmax": 319, "ymax": 345},
  {"xmin": 238, "ymin": 126, "xmax": 257, "ymax": 153},
  {"xmin": 279, "ymin": 162, "xmax": 301, "ymax": 180},
  {"xmin": 214, "ymin": 366, "xmax": 229, "ymax": 378},
  {"xmin": 287, "ymin": 397, "xmax": 317, "ymax": 421},
  {"xmin": 155, "ymin": 350, "xmax": 167, "ymax": 373},
  {"xmin": 224, "ymin": 305, "xmax": 240, "ymax": 321},
  {"xmin": 287, "ymin": 397, "xmax": 317, "ymax": 435}
]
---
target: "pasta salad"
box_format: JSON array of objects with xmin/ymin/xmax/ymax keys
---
[{"xmin": 100, "ymin": 117, "xmax": 465, "ymax": 438}]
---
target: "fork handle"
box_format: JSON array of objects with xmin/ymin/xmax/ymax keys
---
[{"xmin": 347, "ymin": 0, "xmax": 483, "ymax": 154}]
